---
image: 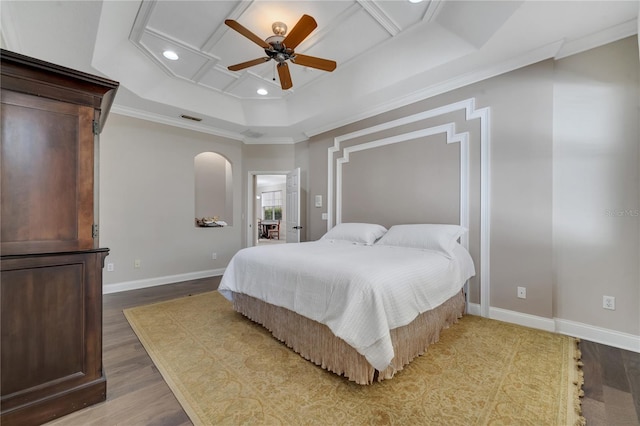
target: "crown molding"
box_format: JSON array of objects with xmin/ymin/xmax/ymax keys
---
[
  {"xmin": 555, "ymin": 18, "xmax": 638, "ymax": 60},
  {"xmin": 304, "ymin": 40, "xmax": 562, "ymax": 139},
  {"xmin": 110, "ymin": 104, "xmax": 244, "ymax": 141},
  {"xmin": 242, "ymin": 136, "xmax": 296, "ymax": 145},
  {"xmin": 111, "ymin": 16, "xmax": 638, "ymax": 145},
  {"xmin": 304, "ymin": 19, "xmax": 636, "ymax": 141}
]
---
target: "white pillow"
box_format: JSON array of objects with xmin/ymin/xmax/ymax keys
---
[
  {"xmin": 321, "ymin": 223, "xmax": 387, "ymax": 246},
  {"xmin": 375, "ymin": 224, "xmax": 467, "ymax": 258}
]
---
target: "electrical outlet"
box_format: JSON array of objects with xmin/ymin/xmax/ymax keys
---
[
  {"xmin": 517, "ymin": 286, "xmax": 526, "ymax": 299},
  {"xmin": 211, "ymin": 252, "xmax": 217, "ymax": 260},
  {"xmin": 107, "ymin": 263, "xmax": 114, "ymax": 272},
  {"xmin": 603, "ymin": 295, "xmax": 615, "ymax": 310},
  {"xmin": 134, "ymin": 259, "xmax": 141, "ymax": 269}
]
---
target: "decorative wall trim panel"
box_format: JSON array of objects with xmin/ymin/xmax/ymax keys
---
[{"xmin": 328, "ymin": 97, "xmax": 490, "ymax": 316}]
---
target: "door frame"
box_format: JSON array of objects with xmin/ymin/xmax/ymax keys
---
[{"xmin": 246, "ymin": 170, "xmax": 288, "ymax": 247}]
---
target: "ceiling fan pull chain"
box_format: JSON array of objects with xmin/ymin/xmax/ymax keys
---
[{"xmin": 273, "ymin": 63, "xmax": 276, "ymax": 81}]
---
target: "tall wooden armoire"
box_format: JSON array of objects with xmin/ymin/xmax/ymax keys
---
[{"xmin": 0, "ymin": 49, "xmax": 119, "ymax": 425}]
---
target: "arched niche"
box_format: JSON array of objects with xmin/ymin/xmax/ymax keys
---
[{"xmin": 194, "ymin": 152, "xmax": 233, "ymax": 227}]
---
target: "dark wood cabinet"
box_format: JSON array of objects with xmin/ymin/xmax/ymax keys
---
[{"xmin": 0, "ymin": 49, "xmax": 118, "ymax": 425}]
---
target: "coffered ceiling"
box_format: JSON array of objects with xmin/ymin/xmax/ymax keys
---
[{"xmin": 1, "ymin": 1, "xmax": 638, "ymax": 144}]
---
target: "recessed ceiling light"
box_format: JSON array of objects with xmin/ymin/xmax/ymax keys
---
[
  {"xmin": 409, "ymin": 0, "xmax": 423, "ymax": 3},
  {"xmin": 163, "ymin": 50, "xmax": 179, "ymax": 60},
  {"xmin": 257, "ymin": 88, "xmax": 268, "ymax": 96}
]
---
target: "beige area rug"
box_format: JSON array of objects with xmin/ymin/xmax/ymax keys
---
[{"xmin": 124, "ymin": 292, "xmax": 585, "ymax": 426}]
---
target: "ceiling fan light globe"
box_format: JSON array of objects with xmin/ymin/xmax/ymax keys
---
[{"xmin": 272, "ymin": 22, "xmax": 287, "ymax": 36}]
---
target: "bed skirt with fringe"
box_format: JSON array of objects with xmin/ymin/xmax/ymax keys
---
[{"xmin": 232, "ymin": 290, "xmax": 466, "ymax": 385}]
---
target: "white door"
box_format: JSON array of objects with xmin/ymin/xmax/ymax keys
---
[{"xmin": 286, "ymin": 168, "xmax": 301, "ymax": 243}]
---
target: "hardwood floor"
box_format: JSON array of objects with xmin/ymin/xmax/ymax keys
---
[
  {"xmin": 580, "ymin": 340, "xmax": 640, "ymax": 425},
  {"xmin": 47, "ymin": 278, "xmax": 639, "ymax": 426}
]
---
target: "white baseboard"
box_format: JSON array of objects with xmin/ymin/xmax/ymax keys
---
[
  {"xmin": 103, "ymin": 268, "xmax": 225, "ymax": 295},
  {"xmin": 489, "ymin": 306, "xmax": 556, "ymax": 332},
  {"xmin": 467, "ymin": 302, "xmax": 482, "ymax": 316},
  {"xmin": 555, "ymin": 318, "xmax": 640, "ymax": 353},
  {"xmin": 466, "ymin": 303, "xmax": 639, "ymax": 353}
]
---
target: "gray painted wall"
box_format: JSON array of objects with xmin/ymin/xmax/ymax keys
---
[
  {"xmin": 553, "ymin": 37, "xmax": 639, "ymax": 334},
  {"xmin": 99, "ymin": 115, "xmax": 244, "ymax": 287},
  {"xmin": 98, "ymin": 37, "xmax": 638, "ymax": 338},
  {"xmin": 301, "ymin": 37, "xmax": 638, "ymax": 334}
]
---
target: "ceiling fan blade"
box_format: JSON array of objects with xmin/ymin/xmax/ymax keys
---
[
  {"xmin": 228, "ymin": 57, "xmax": 271, "ymax": 71},
  {"xmin": 282, "ymin": 14, "xmax": 317, "ymax": 49},
  {"xmin": 225, "ymin": 19, "xmax": 270, "ymax": 49},
  {"xmin": 277, "ymin": 62, "xmax": 293, "ymax": 90},
  {"xmin": 291, "ymin": 54, "xmax": 336, "ymax": 72}
]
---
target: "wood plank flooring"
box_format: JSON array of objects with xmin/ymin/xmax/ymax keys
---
[
  {"xmin": 580, "ymin": 339, "xmax": 640, "ymax": 425},
  {"xmin": 47, "ymin": 278, "xmax": 639, "ymax": 425}
]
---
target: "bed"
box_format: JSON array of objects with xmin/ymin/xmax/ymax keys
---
[{"xmin": 218, "ymin": 223, "xmax": 476, "ymax": 384}]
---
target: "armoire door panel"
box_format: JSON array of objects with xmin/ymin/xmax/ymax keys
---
[
  {"xmin": 0, "ymin": 90, "xmax": 95, "ymax": 255},
  {"xmin": 0, "ymin": 263, "xmax": 84, "ymax": 396},
  {"xmin": 0, "ymin": 251, "xmax": 107, "ymax": 420}
]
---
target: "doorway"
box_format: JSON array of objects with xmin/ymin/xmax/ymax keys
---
[
  {"xmin": 255, "ymin": 174, "xmax": 286, "ymax": 246},
  {"xmin": 247, "ymin": 169, "xmax": 302, "ymax": 247}
]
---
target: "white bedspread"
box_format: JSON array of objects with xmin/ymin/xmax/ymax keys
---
[{"xmin": 218, "ymin": 240, "xmax": 475, "ymax": 371}]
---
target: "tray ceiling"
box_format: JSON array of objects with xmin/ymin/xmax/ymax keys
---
[{"xmin": 1, "ymin": 1, "xmax": 638, "ymax": 143}]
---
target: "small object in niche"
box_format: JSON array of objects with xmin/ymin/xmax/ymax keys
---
[{"xmin": 196, "ymin": 216, "xmax": 226, "ymax": 227}]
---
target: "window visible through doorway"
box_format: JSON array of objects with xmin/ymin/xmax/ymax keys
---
[{"xmin": 262, "ymin": 190, "xmax": 282, "ymax": 220}]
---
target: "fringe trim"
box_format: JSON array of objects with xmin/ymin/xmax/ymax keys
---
[
  {"xmin": 572, "ymin": 339, "xmax": 586, "ymax": 426},
  {"xmin": 232, "ymin": 291, "xmax": 466, "ymax": 385}
]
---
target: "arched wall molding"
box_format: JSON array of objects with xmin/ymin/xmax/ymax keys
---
[
  {"xmin": 194, "ymin": 151, "xmax": 234, "ymax": 226},
  {"xmin": 327, "ymin": 98, "xmax": 490, "ymax": 317}
]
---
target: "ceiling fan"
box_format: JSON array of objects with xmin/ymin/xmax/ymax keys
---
[{"xmin": 225, "ymin": 14, "xmax": 337, "ymax": 90}]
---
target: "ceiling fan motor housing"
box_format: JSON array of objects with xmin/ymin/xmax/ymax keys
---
[
  {"xmin": 265, "ymin": 35, "xmax": 294, "ymax": 63},
  {"xmin": 265, "ymin": 35, "xmax": 284, "ymax": 48}
]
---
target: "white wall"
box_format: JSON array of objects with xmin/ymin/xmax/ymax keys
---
[{"xmin": 99, "ymin": 114, "xmax": 242, "ymax": 292}]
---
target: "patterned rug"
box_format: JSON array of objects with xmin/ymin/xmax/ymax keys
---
[{"xmin": 124, "ymin": 291, "xmax": 585, "ymax": 425}]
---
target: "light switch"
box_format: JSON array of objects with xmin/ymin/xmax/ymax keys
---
[{"xmin": 315, "ymin": 195, "xmax": 322, "ymax": 208}]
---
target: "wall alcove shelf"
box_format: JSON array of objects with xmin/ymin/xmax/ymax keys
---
[{"xmin": 0, "ymin": 49, "xmax": 119, "ymax": 426}]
